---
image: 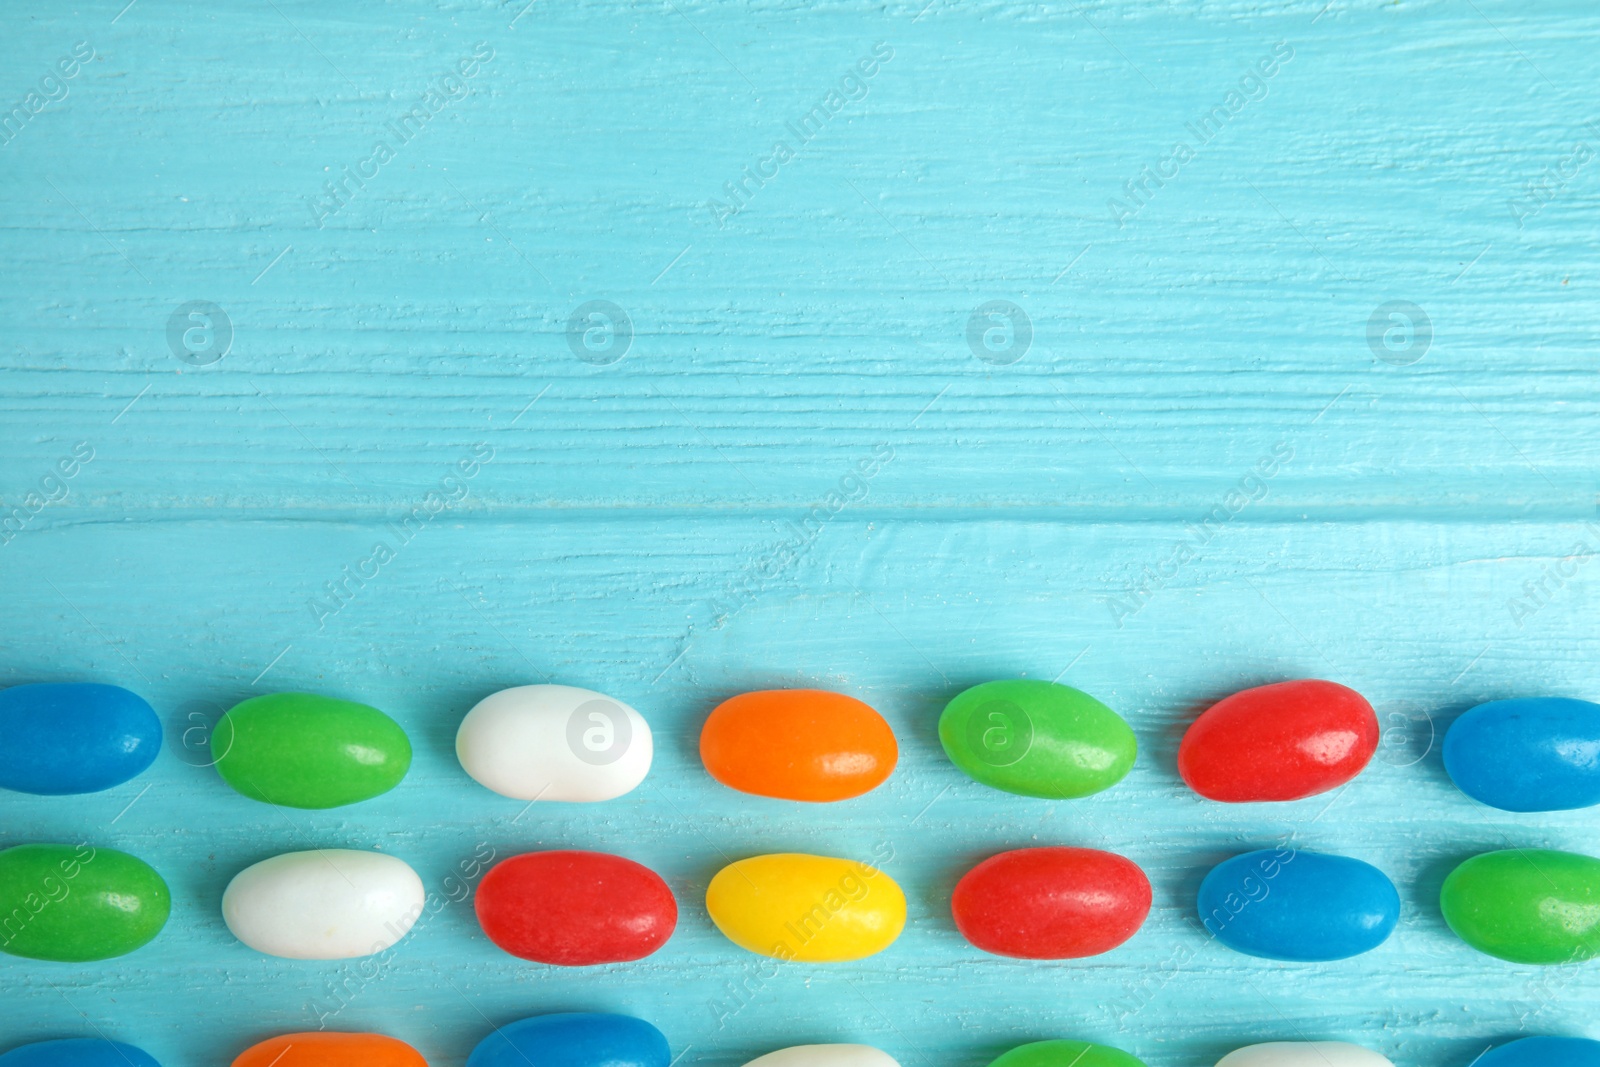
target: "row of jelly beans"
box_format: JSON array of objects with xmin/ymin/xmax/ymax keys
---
[
  {"xmin": 0, "ymin": 832, "xmax": 1582, "ymax": 967},
  {"xmin": 7, "ymin": 678, "xmax": 1595, "ymax": 810},
  {"xmin": 0, "ymin": 1017, "xmax": 1591, "ymax": 1066}
]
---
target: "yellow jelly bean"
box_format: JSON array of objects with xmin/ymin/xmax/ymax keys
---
[{"xmin": 705, "ymin": 852, "xmax": 905, "ymax": 962}]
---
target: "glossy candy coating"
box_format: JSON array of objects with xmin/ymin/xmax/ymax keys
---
[
  {"xmin": 700, "ymin": 689, "xmax": 897, "ymax": 801},
  {"xmin": 222, "ymin": 849, "xmax": 424, "ymax": 960},
  {"xmin": 212, "ymin": 692, "xmax": 411, "ymax": 809},
  {"xmin": 939, "ymin": 680, "xmax": 1136, "ymax": 799},
  {"xmin": 988, "ymin": 1040, "xmax": 1147, "ymax": 1067},
  {"xmin": 1443, "ymin": 697, "xmax": 1600, "ymax": 812},
  {"xmin": 0, "ymin": 843, "xmax": 170, "ymax": 961},
  {"xmin": 230, "ymin": 1033, "xmax": 426, "ymax": 1067},
  {"xmin": 1440, "ymin": 849, "xmax": 1600, "ymax": 963},
  {"xmin": 1197, "ymin": 849, "xmax": 1398, "ymax": 961},
  {"xmin": 706, "ymin": 852, "xmax": 904, "ymax": 961},
  {"xmin": 0, "ymin": 683, "xmax": 160, "ymax": 795},
  {"xmin": 466, "ymin": 1012, "xmax": 670, "ymax": 1067},
  {"xmin": 1179, "ymin": 680, "xmax": 1378, "ymax": 802},
  {"xmin": 1215, "ymin": 1043, "xmax": 1394, "ymax": 1067},
  {"xmin": 951, "ymin": 847, "xmax": 1151, "ymax": 958},
  {"xmin": 1475, "ymin": 1037, "xmax": 1600, "ymax": 1066},
  {"xmin": 742, "ymin": 1045, "xmax": 901, "ymax": 1067},
  {"xmin": 457, "ymin": 684, "xmax": 652, "ymax": 801},
  {"xmin": 475, "ymin": 849, "xmax": 677, "ymax": 964},
  {"xmin": 0, "ymin": 1039, "xmax": 161, "ymax": 1067}
]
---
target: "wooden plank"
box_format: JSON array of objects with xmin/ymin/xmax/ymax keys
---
[{"xmin": 2, "ymin": 0, "xmax": 1598, "ymax": 1063}]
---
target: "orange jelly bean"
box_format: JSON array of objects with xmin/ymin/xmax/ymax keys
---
[
  {"xmin": 231, "ymin": 1033, "xmax": 427, "ymax": 1067},
  {"xmin": 700, "ymin": 689, "xmax": 897, "ymax": 801}
]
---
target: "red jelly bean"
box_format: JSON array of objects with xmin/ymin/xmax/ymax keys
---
[
  {"xmin": 1178, "ymin": 679, "xmax": 1378, "ymax": 802},
  {"xmin": 951, "ymin": 846, "xmax": 1151, "ymax": 958},
  {"xmin": 475, "ymin": 850, "xmax": 677, "ymax": 965}
]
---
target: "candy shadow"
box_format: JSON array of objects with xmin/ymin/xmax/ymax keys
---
[
  {"xmin": 1410, "ymin": 847, "xmax": 1483, "ymax": 942},
  {"xmin": 1412, "ymin": 696, "xmax": 1478, "ymax": 787},
  {"xmin": 1446, "ymin": 1035, "xmax": 1527, "ymax": 1066},
  {"xmin": 412, "ymin": 681, "xmax": 509, "ymax": 771},
  {"xmin": 1153, "ymin": 683, "xmax": 1241, "ymax": 786},
  {"xmin": 910, "ymin": 677, "xmax": 983, "ymax": 762},
  {"xmin": 922, "ymin": 845, "xmax": 1010, "ymax": 948},
  {"xmin": 1153, "ymin": 835, "xmax": 1281, "ymax": 924},
  {"xmin": 953, "ymin": 1039, "xmax": 1035, "ymax": 1067}
]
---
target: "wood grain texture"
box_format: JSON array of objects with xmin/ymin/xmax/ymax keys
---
[{"xmin": 2, "ymin": 0, "xmax": 1598, "ymax": 1064}]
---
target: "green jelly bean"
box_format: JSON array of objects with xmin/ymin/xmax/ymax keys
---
[
  {"xmin": 0, "ymin": 843, "xmax": 170, "ymax": 961},
  {"xmin": 213, "ymin": 692, "xmax": 412, "ymax": 809},
  {"xmin": 1440, "ymin": 848, "xmax": 1600, "ymax": 964},
  {"xmin": 939, "ymin": 680, "xmax": 1136, "ymax": 799},
  {"xmin": 989, "ymin": 1040, "xmax": 1147, "ymax": 1067}
]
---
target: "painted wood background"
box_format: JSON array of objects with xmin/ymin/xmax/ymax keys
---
[{"xmin": 2, "ymin": 0, "xmax": 1598, "ymax": 1064}]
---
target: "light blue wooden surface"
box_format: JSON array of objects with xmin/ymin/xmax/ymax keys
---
[{"xmin": 3, "ymin": 0, "xmax": 1599, "ymax": 1064}]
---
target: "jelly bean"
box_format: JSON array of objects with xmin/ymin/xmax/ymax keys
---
[
  {"xmin": 742, "ymin": 1045, "xmax": 901, "ymax": 1067},
  {"xmin": 706, "ymin": 852, "xmax": 904, "ymax": 961},
  {"xmin": 1215, "ymin": 1043, "xmax": 1393, "ymax": 1067},
  {"xmin": 701, "ymin": 689, "xmax": 897, "ymax": 802},
  {"xmin": 1443, "ymin": 697, "xmax": 1600, "ymax": 812},
  {"xmin": 0, "ymin": 683, "xmax": 160, "ymax": 795},
  {"xmin": 457, "ymin": 684, "xmax": 652, "ymax": 801},
  {"xmin": 222, "ymin": 849, "xmax": 424, "ymax": 960},
  {"xmin": 231, "ymin": 1033, "xmax": 426, "ymax": 1067},
  {"xmin": 0, "ymin": 1039, "xmax": 161, "ymax": 1067},
  {"xmin": 952, "ymin": 847, "xmax": 1149, "ymax": 958},
  {"xmin": 939, "ymin": 680, "xmax": 1136, "ymax": 799},
  {"xmin": 1475, "ymin": 1037, "xmax": 1600, "ymax": 1067},
  {"xmin": 467, "ymin": 1012, "xmax": 669, "ymax": 1067},
  {"xmin": 0, "ymin": 843, "xmax": 170, "ymax": 961},
  {"xmin": 988, "ymin": 1039, "xmax": 1147, "ymax": 1067},
  {"xmin": 1440, "ymin": 848, "xmax": 1600, "ymax": 963},
  {"xmin": 1197, "ymin": 849, "xmax": 1398, "ymax": 961},
  {"xmin": 212, "ymin": 692, "xmax": 411, "ymax": 809},
  {"xmin": 475, "ymin": 849, "xmax": 676, "ymax": 964},
  {"xmin": 1179, "ymin": 680, "xmax": 1377, "ymax": 802}
]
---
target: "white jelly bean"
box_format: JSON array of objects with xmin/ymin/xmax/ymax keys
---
[
  {"xmin": 742, "ymin": 1046, "xmax": 902, "ymax": 1067},
  {"xmin": 456, "ymin": 684, "xmax": 653, "ymax": 801},
  {"xmin": 1217, "ymin": 1044, "xmax": 1394, "ymax": 1067},
  {"xmin": 222, "ymin": 849, "xmax": 424, "ymax": 960}
]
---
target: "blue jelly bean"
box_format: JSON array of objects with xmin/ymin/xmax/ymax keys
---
[
  {"xmin": 467, "ymin": 1013, "xmax": 670, "ymax": 1067},
  {"xmin": 0, "ymin": 1038, "xmax": 161, "ymax": 1067},
  {"xmin": 1443, "ymin": 697, "xmax": 1600, "ymax": 812},
  {"xmin": 1197, "ymin": 849, "xmax": 1399, "ymax": 961},
  {"xmin": 0, "ymin": 683, "xmax": 160, "ymax": 795},
  {"xmin": 1477, "ymin": 1036, "xmax": 1600, "ymax": 1066}
]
